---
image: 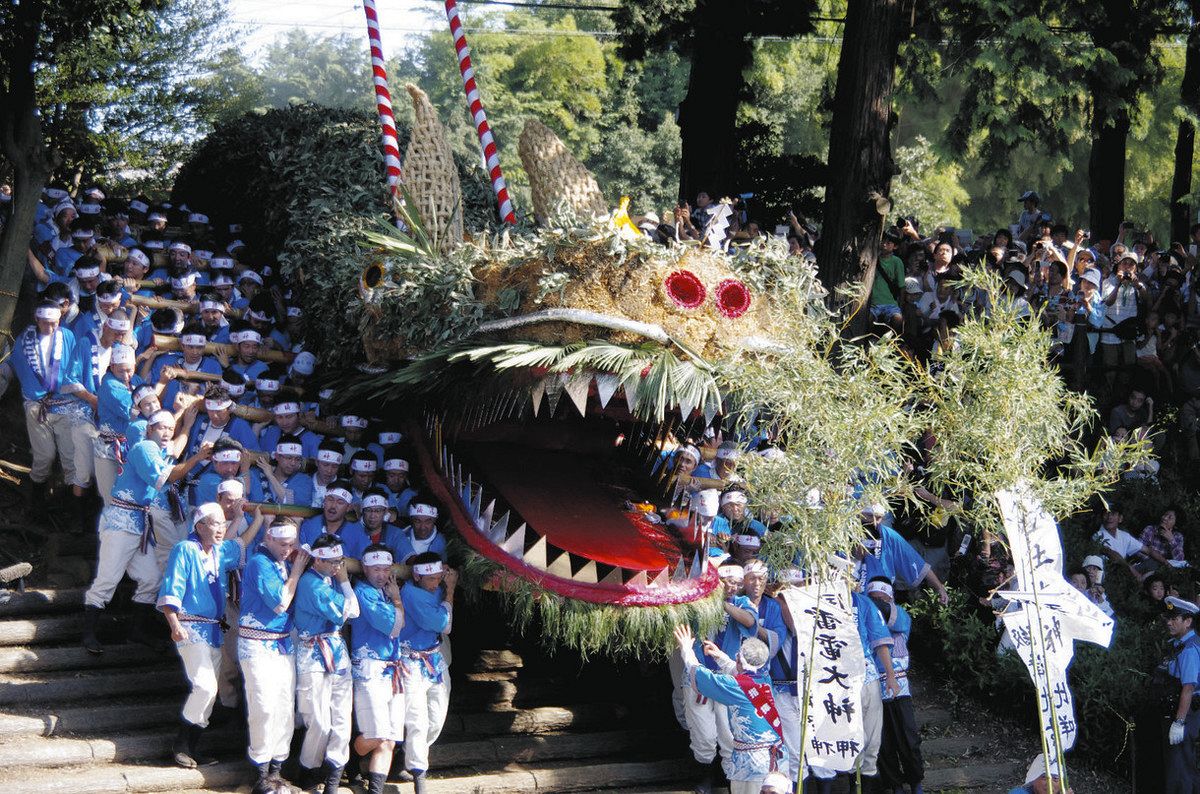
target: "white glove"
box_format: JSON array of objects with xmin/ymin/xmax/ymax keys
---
[{"xmin": 1170, "ymin": 720, "xmax": 1186, "ymax": 745}]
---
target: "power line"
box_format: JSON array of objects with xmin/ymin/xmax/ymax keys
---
[
  {"xmin": 453, "ymin": 0, "xmax": 620, "ymax": 10},
  {"xmin": 228, "ymin": 18, "xmax": 620, "ymax": 36}
]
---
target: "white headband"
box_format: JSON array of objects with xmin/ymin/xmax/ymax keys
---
[
  {"xmin": 743, "ymin": 560, "xmax": 769, "ymax": 577},
  {"xmin": 286, "ymin": 306, "xmax": 302, "ymax": 317},
  {"xmin": 170, "ymin": 275, "xmax": 195, "ymax": 289},
  {"xmin": 212, "ymin": 449, "xmax": 241, "ymax": 463},
  {"xmin": 720, "ymin": 491, "xmax": 748, "ymax": 506},
  {"xmin": 866, "ymin": 580, "xmax": 894, "ymax": 598},
  {"xmin": 205, "ymin": 398, "xmax": 233, "ymax": 411},
  {"xmin": 238, "ymin": 330, "xmax": 262, "ymax": 344},
  {"xmin": 148, "ymin": 409, "xmax": 174, "ymax": 427},
  {"xmin": 273, "ymin": 402, "xmax": 301, "ymax": 415},
  {"xmin": 384, "ymin": 458, "xmax": 409, "ymax": 472},
  {"xmin": 255, "ymin": 378, "xmax": 280, "ymax": 392},
  {"xmin": 362, "ymin": 494, "xmax": 388, "ymax": 509},
  {"xmin": 266, "ymin": 522, "xmax": 297, "ymax": 539},
  {"xmin": 311, "ymin": 544, "xmax": 344, "ymax": 560},
  {"xmin": 275, "ymin": 442, "xmax": 303, "ymax": 457},
  {"xmin": 325, "ymin": 487, "xmax": 352, "ymax": 504},
  {"xmin": 75, "ymin": 265, "xmax": 100, "ymax": 279},
  {"xmin": 341, "ymin": 415, "xmax": 368, "ymax": 429},
  {"xmin": 717, "ymin": 564, "xmax": 745, "ymax": 581},
  {"xmin": 210, "ymin": 256, "xmax": 234, "ymax": 270},
  {"xmin": 35, "ymin": 307, "xmax": 62, "ymax": 321},
  {"xmin": 105, "ymin": 317, "xmax": 131, "ymax": 332},
  {"xmin": 199, "ymin": 300, "xmax": 223, "ymax": 313},
  {"xmin": 316, "ymin": 450, "xmax": 343, "ymax": 465},
  {"xmin": 677, "ymin": 445, "xmax": 701, "ymax": 464},
  {"xmin": 133, "ymin": 385, "xmax": 157, "ymax": 404},
  {"xmin": 181, "ymin": 334, "xmax": 206, "ymax": 347},
  {"xmin": 247, "ymin": 309, "xmax": 270, "ymax": 323},
  {"xmin": 409, "ymin": 503, "xmax": 438, "ymax": 519},
  {"xmin": 362, "ymin": 550, "xmax": 393, "ymax": 567},
  {"xmin": 98, "ymin": 292, "xmax": 122, "ymax": 304},
  {"xmin": 222, "ymin": 381, "xmax": 245, "ymax": 397},
  {"xmin": 217, "ymin": 479, "xmax": 244, "ymax": 498},
  {"xmin": 111, "ymin": 345, "xmax": 135, "ymax": 365},
  {"xmin": 188, "ymin": 213, "xmax": 208, "ymax": 224},
  {"xmin": 127, "ymin": 249, "xmax": 150, "ymax": 267},
  {"xmin": 129, "ymin": 200, "xmax": 149, "ymax": 213},
  {"xmin": 170, "ymin": 242, "xmax": 192, "ymax": 253},
  {"xmin": 192, "ymin": 502, "xmax": 225, "ymax": 528},
  {"xmin": 350, "ymin": 459, "xmax": 377, "ymax": 472},
  {"xmin": 378, "ymin": 432, "xmax": 402, "ymax": 445},
  {"xmin": 413, "ymin": 561, "xmax": 444, "ymax": 576},
  {"xmin": 733, "ymin": 534, "xmax": 761, "ymax": 548}
]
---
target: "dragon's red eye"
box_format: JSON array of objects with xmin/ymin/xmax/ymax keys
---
[
  {"xmin": 664, "ymin": 270, "xmax": 706, "ymax": 309},
  {"xmin": 714, "ymin": 279, "xmax": 751, "ymax": 319}
]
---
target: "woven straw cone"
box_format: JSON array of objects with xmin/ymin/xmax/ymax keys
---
[
  {"xmin": 518, "ymin": 119, "xmax": 608, "ymax": 226},
  {"xmin": 404, "ymin": 83, "xmax": 463, "ymax": 255}
]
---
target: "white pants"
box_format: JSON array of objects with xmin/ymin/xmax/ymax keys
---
[
  {"xmin": 682, "ymin": 683, "xmax": 733, "ymax": 764},
  {"xmin": 24, "ymin": 401, "xmax": 77, "ymax": 484},
  {"xmin": 354, "ymin": 676, "xmax": 405, "ymax": 741},
  {"xmin": 152, "ymin": 508, "xmax": 187, "ymax": 571},
  {"xmin": 217, "ymin": 600, "xmax": 241, "ymax": 708},
  {"xmin": 71, "ymin": 421, "xmax": 98, "ymax": 488},
  {"xmin": 178, "ymin": 641, "xmax": 222, "ymax": 727},
  {"xmin": 857, "ymin": 679, "xmax": 884, "ymax": 776},
  {"xmin": 297, "ymin": 668, "xmax": 353, "ymax": 768},
  {"xmin": 240, "ymin": 646, "xmax": 296, "ymax": 764},
  {"xmin": 94, "ymin": 457, "xmax": 118, "ymax": 505},
  {"xmin": 668, "ymin": 649, "xmax": 689, "ymax": 730},
  {"xmin": 401, "ymin": 667, "xmax": 450, "ymax": 773},
  {"xmin": 773, "ymin": 687, "xmax": 801, "ymax": 780},
  {"xmin": 83, "ymin": 529, "xmax": 162, "ymax": 608}
]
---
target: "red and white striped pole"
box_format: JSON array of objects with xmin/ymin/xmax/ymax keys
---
[
  {"xmin": 444, "ymin": 0, "xmax": 517, "ymax": 225},
  {"xmin": 361, "ymin": 0, "xmax": 403, "ymax": 200}
]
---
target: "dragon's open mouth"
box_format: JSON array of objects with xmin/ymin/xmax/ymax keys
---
[{"xmin": 406, "ymin": 378, "xmax": 720, "ymax": 607}]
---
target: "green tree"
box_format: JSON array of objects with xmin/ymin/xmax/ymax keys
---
[
  {"xmin": 0, "ymin": 0, "xmax": 227, "ymax": 333},
  {"xmin": 258, "ymin": 31, "xmax": 373, "ymax": 111},
  {"xmin": 889, "ymin": 135, "xmax": 970, "ymax": 228},
  {"xmin": 614, "ymin": 0, "xmax": 818, "ymax": 203}
]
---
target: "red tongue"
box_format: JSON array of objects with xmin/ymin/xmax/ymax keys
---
[{"xmin": 460, "ymin": 442, "xmax": 683, "ymax": 571}]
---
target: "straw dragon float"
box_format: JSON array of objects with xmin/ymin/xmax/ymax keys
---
[{"xmin": 339, "ymin": 85, "xmax": 822, "ymax": 657}]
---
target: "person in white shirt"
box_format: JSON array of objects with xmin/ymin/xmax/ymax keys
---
[
  {"xmin": 1099, "ymin": 253, "xmax": 1146, "ymax": 394},
  {"xmin": 1092, "ymin": 506, "xmax": 1169, "ymax": 580}
]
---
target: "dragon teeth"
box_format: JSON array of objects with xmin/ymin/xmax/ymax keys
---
[
  {"xmin": 600, "ymin": 566, "xmax": 624, "ymax": 587},
  {"xmin": 689, "ymin": 550, "xmax": 704, "ymax": 579},
  {"xmin": 649, "ymin": 567, "xmax": 670, "ymax": 588},
  {"xmin": 469, "ymin": 484, "xmax": 482, "ymax": 521},
  {"xmin": 524, "ymin": 534, "xmax": 548, "ymax": 570},
  {"xmin": 488, "ymin": 511, "xmax": 510, "ymax": 544},
  {"xmin": 563, "ymin": 376, "xmax": 589, "ymax": 416},
  {"xmin": 672, "ymin": 558, "xmax": 687, "ymax": 582},
  {"xmin": 477, "ymin": 499, "xmax": 495, "ymax": 533},
  {"xmin": 595, "ymin": 374, "xmax": 619, "ymax": 409},
  {"xmin": 500, "ymin": 523, "xmax": 527, "ymax": 557},
  {"xmin": 546, "ymin": 550, "xmax": 573, "ymax": 579},
  {"xmin": 573, "ymin": 560, "xmax": 598, "ymax": 584},
  {"xmin": 625, "ymin": 570, "xmax": 648, "ymax": 589}
]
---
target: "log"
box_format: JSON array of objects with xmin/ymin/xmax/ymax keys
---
[
  {"xmin": 153, "ymin": 333, "xmax": 296, "ymax": 365},
  {"xmin": 129, "ymin": 294, "xmax": 197, "ymax": 315},
  {"xmin": 229, "ymin": 404, "xmax": 273, "ymax": 423},
  {"xmin": 242, "ymin": 502, "xmax": 320, "ymax": 518}
]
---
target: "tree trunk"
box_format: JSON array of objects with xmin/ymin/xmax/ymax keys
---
[
  {"xmin": 814, "ymin": 0, "xmax": 904, "ymax": 333},
  {"xmin": 1086, "ymin": 107, "xmax": 1129, "ymax": 243},
  {"xmin": 676, "ymin": 9, "xmax": 751, "ymax": 204},
  {"xmin": 0, "ymin": 0, "xmax": 53, "ymax": 335},
  {"xmin": 1171, "ymin": 10, "xmax": 1200, "ymax": 243}
]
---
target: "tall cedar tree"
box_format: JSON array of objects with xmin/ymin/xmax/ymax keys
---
[
  {"xmin": 614, "ymin": 0, "xmax": 816, "ymax": 204},
  {"xmin": 1171, "ymin": 1, "xmax": 1200, "ymax": 243}
]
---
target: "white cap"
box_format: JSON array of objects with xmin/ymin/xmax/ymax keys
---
[
  {"xmin": 1081, "ymin": 269, "xmax": 1102, "ymax": 288},
  {"xmin": 192, "ymin": 502, "xmax": 225, "ymax": 528},
  {"xmin": 1082, "ymin": 555, "xmax": 1105, "ymax": 570}
]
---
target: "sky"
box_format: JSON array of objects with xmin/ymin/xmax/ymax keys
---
[{"xmin": 225, "ymin": 0, "xmax": 445, "ymax": 61}]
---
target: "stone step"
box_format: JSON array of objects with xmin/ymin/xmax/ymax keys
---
[
  {"xmin": 2, "ymin": 734, "xmax": 686, "ymax": 791},
  {"xmin": 0, "ymin": 699, "xmax": 633, "ymax": 743},
  {"xmin": 0, "ymin": 667, "xmax": 186, "ymax": 707},
  {"xmin": 0, "ymin": 613, "xmax": 82, "ymax": 646},
  {"xmin": 0, "ymin": 588, "xmax": 85, "ymax": 618},
  {"xmin": 0, "ymin": 641, "xmax": 161, "ymax": 674},
  {"xmin": 923, "ymin": 760, "xmax": 1028, "ymax": 791},
  {"xmin": 9, "ymin": 744, "xmax": 694, "ymax": 792},
  {"xmin": 0, "ymin": 721, "xmax": 682, "ymax": 773}
]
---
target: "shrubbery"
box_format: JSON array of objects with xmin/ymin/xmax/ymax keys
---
[{"xmin": 910, "ymin": 473, "xmax": 1200, "ymax": 778}]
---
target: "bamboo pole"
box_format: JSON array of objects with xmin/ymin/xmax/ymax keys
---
[{"xmin": 129, "ymin": 294, "xmax": 197, "ymax": 315}]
